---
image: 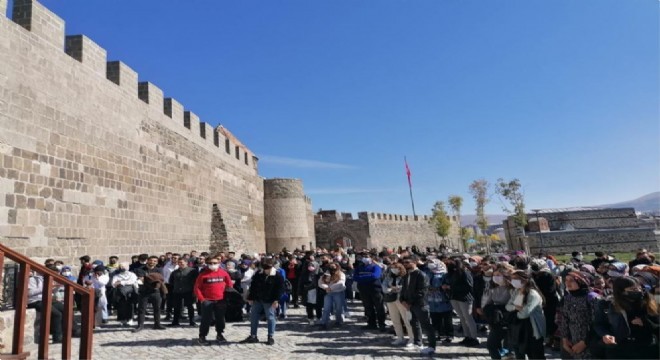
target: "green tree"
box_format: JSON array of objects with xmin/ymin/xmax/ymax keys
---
[
  {"xmin": 495, "ymin": 178, "xmax": 527, "ymax": 228},
  {"xmin": 430, "ymin": 201, "xmax": 452, "ymax": 244},
  {"xmin": 448, "ymin": 195, "xmax": 464, "ymax": 251},
  {"xmin": 469, "ymin": 178, "xmax": 490, "ymax": 252},
  {"xmin": 469, "ymin": 179, "xmax": 490, "ymax": 232}
]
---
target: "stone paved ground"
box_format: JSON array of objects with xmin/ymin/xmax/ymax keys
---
[{"xmin": 34, "ymin": 303, "xmax": 561, "ymax": 359}]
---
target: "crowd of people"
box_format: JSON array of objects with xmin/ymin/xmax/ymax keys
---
[{"xmin": 26, "ymin": 246, "xmax": 660, "ymax": 359}]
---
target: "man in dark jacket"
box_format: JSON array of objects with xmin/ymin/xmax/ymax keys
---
[
  {"xmin": 241, "ymin": 258, "xmax": 284, "ymax": 345},
  {"xmin": 401, "ymin": 255, "xmax": 436, "ymax": 356},
  {"xmin": 354, "ymin": 252, "xmax": 386, "ymax": 330},
  {"xmin": 168, "ymin": 257, "xmax": 198, "ymax": 327},
  {"xmin": 133, "ymin": 256, "xmax": 166, "ymax": 332}
]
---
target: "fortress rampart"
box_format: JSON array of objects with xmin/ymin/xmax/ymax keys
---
[
  {"xmin": 0, "ymin": 0, "xmax": 284, "ymax": 261},
  {"xmin": 315, "ymin": 210, "xmax": 461, "ymax": 251},
  {"xmin": 504, "ymin": 208, "xmax": 659, "ymax": 253},
  {"xmin": 263, "ymin": 179, "xmax": 315, "ymax": 252}
]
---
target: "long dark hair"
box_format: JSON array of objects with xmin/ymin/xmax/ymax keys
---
[
  {"xmin": 451, "ymin": 257, "xmax": 467, "ymax": 274},
  {"xmin": 512, "ymin": 270, "xmax": 545, "ymax": 306},
  {"xmin": 612, "ymin": 276, "xmax": 658, "ymax": 315}
]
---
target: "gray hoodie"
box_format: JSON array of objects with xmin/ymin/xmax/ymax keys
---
[{"xmin": 28, "ymin": 274, "xmax": 43, "ymax": 304}]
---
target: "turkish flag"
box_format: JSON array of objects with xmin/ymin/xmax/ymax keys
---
[{"xmin": 405, "ymin": 158, "xmax": 412, "ymax": 188}]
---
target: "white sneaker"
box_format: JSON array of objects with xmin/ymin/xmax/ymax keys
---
[
  {"xmin": 405, "ymin": 343, "xmax": 417, "ymax": 350},
  {"xmin": 420, "ymin": 347, "xmax": 435, "ymax": 355},
  {"xmin": 391, "ymin": 339, "xmax": 407, "ymax": 346},
  {"xmin": 126, "ymin": 320, "xmax": 134, "ymax": 326},
  {"xmin": 308, "ymin": 318, "xmax": 315, "ymax": 325}
]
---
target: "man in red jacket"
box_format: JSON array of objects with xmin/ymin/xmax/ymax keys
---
[{"xmin": 193, "ymin": 257, "xmax": 233, "ymax": 345}]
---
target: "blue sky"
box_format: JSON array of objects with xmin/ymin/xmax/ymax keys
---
[{"xmin": 18, "ymin": 0, "xmax": 660, "ymax": 218}]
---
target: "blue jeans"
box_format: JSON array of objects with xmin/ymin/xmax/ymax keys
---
[
  {"xmin": 321, "ymin": 292, "xmax": 344, "ymax": 325},
  {"xmin": 250, "ymin": 301, "xmax": 276, "ymax": 337}
]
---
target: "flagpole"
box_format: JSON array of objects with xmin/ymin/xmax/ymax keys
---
[{"xmin": 405, "ymin": 156, "xmax": 417, "ymax": 218}]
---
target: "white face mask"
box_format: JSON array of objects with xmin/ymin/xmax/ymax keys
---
[
  {"xmin": 493, "ymin": 275, "xmax": 506, "ymax": 286},
  {"xmin": 208, "ymin": 264, "xmax": 219, "ymax": 271},
  {"xmin": 576, "ymin": 255, "xmax": 583, "ymax": 261},
  {"xmin": 483, "ymin": 276, "xmax": 492, "ymax": 282},
  {"xmin": 362, "ymin": 258, "xmax": 371, "ymax": 265},
  {"xmin": 511, "ymin": 279, "xmax": 524, "ymax": 289},
  {"xmin": 469, "ymin": 261, "xmax": 478, "ymax": 268},
  {"xmin": 390, "ymin": 268, "xmax": 400, "ymax": 275},
  {"xmin": 62, "ymin": 271, "xmax": 72, "ymax": 277},
  {"xmin": 56, "ymin": 265, "xmax": 63, "ymax": 271}
]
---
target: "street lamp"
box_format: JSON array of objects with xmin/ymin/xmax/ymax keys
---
[{"xmin": 532, "ymin": 209, "xmax": 544, "ymax": 257}]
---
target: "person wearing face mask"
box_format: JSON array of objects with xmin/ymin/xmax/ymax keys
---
[
  {"xmin": 505, "ymin": 270, "xmax": 546, "ymax": 360},
  {"xmin": 443, "ymin": 257, "xmax": 479, "ymax": 347},
  {"xmin": 559, "ymin": 272, "xmax": 597, "ymax": 359},
  {"xmin": 300, "ymin": 258, "xmax": 321, "ymax": 325},
  {"xmin": 169, "ymin": 258, "xmax": 198, "ymax": 327},
  {"xmin": 112, "ymin": 262, "xmax": 139, "ymax": 326},
  {"xmin": 354, "ymin": 252, "xmax": 386, "ymax": 331},
  {"xmin": 86, "ymin": 265, "xmax": 109, "ymax": 327},
  {"xmin": 242, "ymin": 258, "xmax": 284, "ymax": 345},
  {"xmin": 468, "ymin": 258, "xmax": 487, "ymax": 333},
  {"xmin": 593, "ymin": 276, "xmax": 659, "ymax": 359},
  {"xmin": 282, "ymin": 254, "xmax": 301, "ymax": 308},
  {"xmin": 193, "ymin": 257, "xmax": 233, "ymax": 345},
  {"xmin": 400, "ymin": 256, "xmax": 435, "ymax": 355},
  {"xmin": 317, "ymin": 263, "xmax": 346, "ymax": 329},
  {"xmin": 481, "ymin": 266, "xmax": 513, "ymax": 359},
  {"xmin": 530, "ymin": 258, "xmax": 560, "ymax": 350},
  {"xmin": 60, "ymin": 266, "xmax": 76, "ymax": 282},
  {"xmin": 425, "ymin": 259, "xmax": 453, "ymax": 345},
  {"xmin": 313, "ymin": 254, "xmax": 332, "ymax": 321},
  {"xmin": 383, "ymin": 262, "xmax": 414, "ymax": 347},
  {"xmin": 570, "ymin": 252, "xmax": 585, "ymax": 267}
]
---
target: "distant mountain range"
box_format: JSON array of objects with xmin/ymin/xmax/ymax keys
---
[
  {"xmin": 599, "ymin": 191, "xmax": 660, "ymax": 213},
  {"xmin": 460, "ymin": 192, "xmax": 660, "ymax": 227}
]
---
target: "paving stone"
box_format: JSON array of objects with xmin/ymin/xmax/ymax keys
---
[{"xmin": 33, "ymin": 302, "xmax": 561, "ymax": 359}]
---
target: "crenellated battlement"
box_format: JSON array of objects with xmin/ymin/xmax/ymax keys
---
[
  {"xmin": 2, "ymin": 0, "xmax": 257, "ymax": 173},
  {"xmin": 315, "ymin": 210, "xmax": 455, "ymax": 224}
]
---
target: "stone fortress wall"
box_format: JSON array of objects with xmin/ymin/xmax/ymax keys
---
[
  {"xmin": 315, "ymin": 210, "xmax": 462, "ymax": 251},
  {"xmin": 0, "ymin": 0, "xmax": 293, "ymax": 262},
  {"xmin": 504, "ymin": 207, "xmax": 659, "ymax": 254}
]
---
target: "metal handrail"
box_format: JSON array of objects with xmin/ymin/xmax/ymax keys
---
[{"xmin": 0, "ymin": 243, "xmax": 94, "ymax": 359}]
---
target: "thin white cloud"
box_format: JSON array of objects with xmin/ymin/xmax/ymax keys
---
[
  {"xmin": 307, "ymin": 188, "xmax": 400, "ymax": 195},
  {"xmin": 260, "ymin": 155, "xmax": 356, "ymax": 169}
]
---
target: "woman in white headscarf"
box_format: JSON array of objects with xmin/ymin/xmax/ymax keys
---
[
  {"xmin": 112, "ymin": 262, "xmax": 138, "ymax": 326},
  {"xmin": 425, "ymin": 259, "xmax": 454, "ymax": 343}
]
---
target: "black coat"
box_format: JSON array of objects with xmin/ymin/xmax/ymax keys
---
[
  {"xmin": 247, "ymin": 269, "xmax": 284, "ymax": 303},
  {"xmin": 400, "ymin": 269, "xmax": 428, "ymax": 307}
]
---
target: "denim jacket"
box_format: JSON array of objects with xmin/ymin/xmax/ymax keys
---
[{"xmin": 425, "ymin": 271, "xmax": 452, "ymax": 313}]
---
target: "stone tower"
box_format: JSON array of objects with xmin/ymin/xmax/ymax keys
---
[{"xmin": 263, "ymin": 179, "xmax": 315, "ymax": 252}]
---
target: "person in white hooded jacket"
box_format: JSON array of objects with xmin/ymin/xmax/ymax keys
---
[
  {"xmin": 85, "ymin": 265, "xmax": 109, "ymax": 326},
  {"xmin": 112, "ymin": 262, "xmax": 138, "ymax": 326}
]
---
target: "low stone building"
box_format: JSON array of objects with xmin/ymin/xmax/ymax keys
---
[
  {"xmin": 315, "ymin": 210, "xmax": 461, "ymax": 251},
  {"xmin": 504, "ymin": 207, "xmax": 660, "ymax": 254}
]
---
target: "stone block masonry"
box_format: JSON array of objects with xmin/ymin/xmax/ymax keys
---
[
  {"xmin": 0, "ymin": 0, "xmax": 273, "ymax": 263},
  {"xmin": 315, "ymin": 210, "xmax": 461, "ymax": 251},
  {"xmin": 264, "ymin": 179, "xmax": 315, "ymax": 253}
]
